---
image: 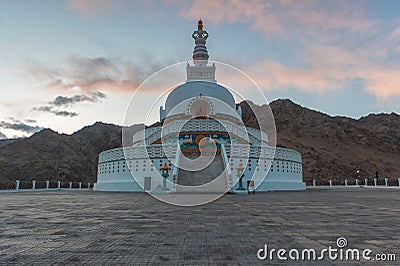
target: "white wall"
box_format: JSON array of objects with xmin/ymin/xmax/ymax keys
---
[{"xmin": 95, "ymin": 146, "xmax": 305, "ymax": 192}]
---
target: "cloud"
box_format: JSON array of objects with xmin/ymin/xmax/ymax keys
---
[
  {"xmin": 24, "ymin": 119, "xmax": 37, "ymax": 123},
  {"xmin": 178, "ymin": 0, "xmax": 376, "ymax": 40},
  {"xmin": 52, "ymin": 110, "xmax": 79, "ymax": 117},
  {"xmin": 172, "ymin": 0, "xmax": 400, "ymax": 99},
  {"xmin": 363, "ymin": 70, "xmax": 400, "ymax": 99},
  {"xmin": 32, "ymin": 91, "xmax": 106, "ymax": 118},
  {"xmin": 50, "ymin": 91, "xmax": 106, "ymax": 107},
  {"xmin": 0, "ymin": 121, "xmax": 43, "ymax": 134},
  {"xmin": 67, "ymin": 0, "xmax": 124, "ymax": 16},
  {"xmin": 33, "ymin": 106, "xmax": 79, "ymax": 117},
  {"xmin": 6, "ymin": 117, "xmax": 21, "ymax": 123},
  {"xmin": 246, "ymin": 53, "xmax": 400, "ymax": 99},
  {"xmin": 23, "ymin": 55, "xmax": 168, "ymax": 94}
]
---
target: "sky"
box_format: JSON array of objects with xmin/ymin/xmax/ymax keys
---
[{"xmin": 0, "ymin": 0, "xmax": 399, "ymax": 138}]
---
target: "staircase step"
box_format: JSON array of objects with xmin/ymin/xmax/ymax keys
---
[{"xmin": 176, "ymin": 154, "xmax": 229, "ymax": 193}]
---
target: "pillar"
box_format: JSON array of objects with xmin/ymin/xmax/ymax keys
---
[
  {"xmin": 329, "ymin": 180, "xmax": 332, "ymax": 187},
  {"xmin": 385, "ymin": 178, "xmax": 388, "ymax": 187},
  {"xmin": 365, "ymin": 178, "xmax": 368, "ymax": 186},
  {"xmin": 69, "ymin": 182, "xmax": 72, "ymax": 189},
  {"xmin": 57, "ymin": 181, "xmax": 61, "ymax": 190},
  {"xmin": 32, "ymin": 180, "xmax": 36, "ymax": 190},
  {"xmin": 87, "ymin": 182, "xmax": 90, "ymax": 190},
  {"xmin": 79, "ymin": 182, "xmax": 82, "ymax": 189},
  {"xmin": 398, "ymin": 178, "xmax": 400, "ymax": 187},
  {"xmin": 345, "ymin": 179, "xmax": 348, "ymax": 187},
  {"xmin": 46, "ymin": 180, "xmax": 50, "ymax": 189},
  {"xmin": 313, "ymin": 180, "xmax": 316, "ymax": 187},
  {"xmin": 16, "ymin": 180, "xmax": 20, "ymax": 190},
  {"xmin": 374, "ymin": 178, "xmax": 377, "ymax": 186},
  {"xmin": 356, "ymin": 178, "xmax": 359, "ymax": 186}
]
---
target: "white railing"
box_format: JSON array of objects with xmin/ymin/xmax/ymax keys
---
[
  {"xmin": 99, "ymin": 144, "xmax": 178, "ymax": 163},
  {"xmin": 221, "ymin": 143, "xmax": 231, "ymax": 180},
  {"xmin": 223, "ymin": 145, "xmax": 301, "ymax": 163},
  {"xmin": 308, "ymin": 177, "xmax": 400, "ymax": 188},
  {"xmin": 158, "ymin": 119, "xmax": 261, "ymax": 144},
  {"xmin": 171, "ymin": 143, "xmax": 180, "ymax": 181},
  {"xmin": 0, "ymin": 180, "xmax": 92, "ymax": 192},
  {"xmin": 135, "ymin": 119, "xmax": 267, "ymax": 147}
]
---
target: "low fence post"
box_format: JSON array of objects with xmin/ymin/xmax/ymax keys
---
[
  {"xmin": 69, "ymin": 182, "xmax": 72, "ymax": 189},
  {"xmin": 87, "ymin": 182, "xmax": 90, "ymax": 190},
  {"xmin": 398, "ymin": 178, "xmax": 400, "ymax": 187},
  {"xmin": 313, "ymin": 180, "xmax": 316, "ymax": 187},
  {"xmin": 385, "ymin": 178, "xmax": 388, "ymax": 187},
  {"xmin": 16, "ymin": 180, "xmax": 20, "ymax": 190},
  {"xmin": 32, "ymin": 180, "xmax": 36, "ymax": 190},
  {"xmin": 57, "ymin": 181, "xmax": 61, "ymax": 190},
  {"xmin": 79, "ymin": 182, "xmax": 82, "ymax": 189},
  {"xmin": 364, "ymin": 178, "xmax": 368, "ymax": 186},
  {"xmin": 46, "ymin": 180, "xmax": 50, "ymax": 189},
  {"xmin": 329, "ymin": 180, "xmax": 332, "ymax": 187},
  {"xmin": 374, "ymin": 178, "xmax": 377, "ymax": 186},
  {"xmin": 356, "ymin": 179, "xmax": 359, "ymax": 186},
  {"xmin": 344, "ymin": 179, "xmax": 348, "ymax": 186}
]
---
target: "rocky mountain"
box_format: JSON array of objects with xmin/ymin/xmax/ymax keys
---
[
  {"xmin": 0, "ymin": 123, "xmax": 142, "ymax": 183},
  {"xmin": 0, "ymin": 139, "xmax": 18, "ymax": 148},
  {"xmin": 0, "ymin": 99, "xmax": 398, "ymax": 186},
  {"xmin": 240, "ymin": 99, "xmax": 400, "ymax": 185}
]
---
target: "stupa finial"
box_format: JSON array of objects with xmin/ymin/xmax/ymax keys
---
[
  {"xmin": 186, "ymin": 20, "xmax": 216, "ymax": 82},
  {"xmin": 192, "ymin": 19, "xmax": 209, "ymax": 66}
]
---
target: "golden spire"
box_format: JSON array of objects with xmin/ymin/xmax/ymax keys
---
[{"xmin": 198, "ymin": 19, "xmax": 203, "ymax": 30}]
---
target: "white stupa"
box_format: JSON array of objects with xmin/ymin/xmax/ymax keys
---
[{"xmin": 94, "ymin": 20, "xmax": 305, "ymax": 193}]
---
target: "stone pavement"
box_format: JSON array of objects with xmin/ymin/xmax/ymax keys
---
[{"xmin": 0, "ymin": 188, "xmax": 399, "ymax": 265}]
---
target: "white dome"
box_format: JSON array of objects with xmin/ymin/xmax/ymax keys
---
[{"xmin": 165, "ymin": 81, "xmax": 235, "ymax": 115}]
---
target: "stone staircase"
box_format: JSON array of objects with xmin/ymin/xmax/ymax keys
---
[{"xmin": 176, "ymin": 154, "xmax": 229, "ymax": 193}]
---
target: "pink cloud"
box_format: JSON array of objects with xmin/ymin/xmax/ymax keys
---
[
  {"xmin": 246, "ymin": 56, "xmax": 400, "ymax": 99},
  {"xmin": 246, "ymin": 59, "xmax": 338, "ymax": 94},
  {"xmin": 178, "ymin": 0, "xmax": 376, "ymax": 40},
  {"xmin": 67, "ymin": 0, "xmax": 124, "ymax": 16},
  {"xmin": 174, "ymin": 0, "xmax": 400, "ymax": 99},
  {"xmin": 21, "ymin": 56, "xmax": 162, "ymax": 94},
  {"xmin": 363, "ymin": 70, "xmax": 400, "ymax": 99}
]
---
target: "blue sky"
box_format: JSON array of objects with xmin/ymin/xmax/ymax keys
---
[{"xmin": 0, "ymin": 0, "xmax": 399, "ymax": 138}]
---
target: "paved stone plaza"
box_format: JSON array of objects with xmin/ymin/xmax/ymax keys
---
[{"xmin": 1, "ymin": 188, "xmax": 399, "ymax": 265}]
